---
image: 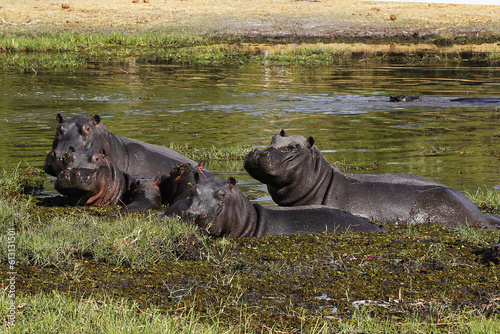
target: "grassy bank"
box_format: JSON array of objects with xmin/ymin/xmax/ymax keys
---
[
  {"xmin": 1, "ymin": 31, "xmax": 499, "ymax": 69},
  {"xmin": 1, "ymin": 165, "xmax": 500, "ymax": 332},
  {"xmin": 2, "ymin": 291, "xmax": 500, "ymax": 333}
]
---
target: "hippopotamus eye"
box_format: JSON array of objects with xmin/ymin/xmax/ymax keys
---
[
  {"xmin": 217, "ymin": 190, "xmax": 227, "ymax": 201},
  {"xmin": 91, "ymin": 155, "xmax": 100, "ymax": 163},
  {"xmin": 56, "ymin": 126, "xmax": 65, "ymax": 136},
  {"xmin": 82, "ymin": 124, "xmax": 92, "ymax": 136}
]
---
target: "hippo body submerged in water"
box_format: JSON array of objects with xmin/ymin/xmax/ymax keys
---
[
  {"xmin": 450, "ymin": 97, "xmax": 500, "ymax": 104},
  {"xmin": 389, "ymin": 95, "xmax": 421, "ymax": 102},
  {"xmin": 44, "ymin": 114, "xmax": 208, "ymax": 178},
  {"xmin": 55, "ymin": 148, "xmax": 161, "ymax": 212},
  {"xmin": 244, "ymin": 131, "xmax": 500, "ymax": 229},
  {"xmin": 185, "ymin": 177, "xmax": 385, "ymax": 238}
]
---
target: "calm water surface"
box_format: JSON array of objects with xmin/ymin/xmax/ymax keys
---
[{"xmin": 0, "ymin": 61, "xmax": 499, "ymax": 199}]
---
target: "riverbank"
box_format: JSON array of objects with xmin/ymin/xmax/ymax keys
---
[
  {"xmin": 1, "ymin": 1, "xmax": 499, "ymax": 69},
  {"xmin": 1, "ymin": 0, "xmax": 499, "ymax": 42}
]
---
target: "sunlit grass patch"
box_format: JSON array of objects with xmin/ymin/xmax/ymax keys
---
[
  {"xmin": 465, "ymin": 187, "xmax": 500, "ymax": 215},
  {"xmin": 168, "ymin": 143, "xmax": 253, "ymax": 162},
  {"xmin": 0, "ymin": 291, "xmax": 240, "ymax": 334}
]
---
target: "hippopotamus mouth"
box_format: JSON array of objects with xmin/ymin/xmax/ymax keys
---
[{"xmin": 54, "ymin": 168, "xmax": 97, "ymax": 197}]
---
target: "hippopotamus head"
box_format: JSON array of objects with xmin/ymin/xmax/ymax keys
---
[
  {"xmin": 44, "ymin": 113, "xmax": 108, "ymax": 176},
  {"xmin": 159, "ymin": 161, "xmax": 208, "ymax": 206},
  {"xmin": 55, "ymin": 147, "xmax": 123, "ymax": 205},
  {"xmin": 244, "ymin": 130, "xmax": 334, "ymax": 206},
  {"xmin": 244, "ymin": 130, "xmax": 316, "ymax": 186},
  {"xmin": 186, "ymin": 177, "xmax": 253, "ymax": 237}
]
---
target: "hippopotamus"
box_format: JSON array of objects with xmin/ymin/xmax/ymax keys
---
[
  {"xmin": 185, "ymin": 177, "xmax": 385, "ymax": 238},
  {"xmin": 54, "ymin": 147, "xmax": 161, "ymax": 212},
  {"xmin": 244, "ymin": 130, "xmax": 500, "ymax": 229},
  {"xmin": 389, "ymin": 95, "xmax": 421, "ymax": 102},
  {"xmin": 44, "ymin": 113, "xmax": 207, "ymax": 178},
  {"xmin": 451, "ymin": 97, "xmax": 500, "ymax": 104},
  {"xmin": 159, "ymin": 161, "xmax": 211, "ymax": 217}
]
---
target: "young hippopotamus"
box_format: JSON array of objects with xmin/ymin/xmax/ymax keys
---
[
  {"xmin": 244, "ymin": 130, "xmax": 500, "ymax": 229},
  {"xmin": 159, "ymin": 161, "xmax": 211, "ymax": 217},
  {"xmin": 185, "ymin": 177, "xmax": 385, "ymax": 238},
  {"xmin": 54, "ymin": 147, "xmax": 161, "ymax": 212},
  {"xmin": 44, "ymin": 113, "xmax": 210, "ymax": 178}
]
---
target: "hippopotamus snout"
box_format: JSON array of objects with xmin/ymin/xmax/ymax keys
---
[
  {"xmin": 44, "ymin": 150, "xmax": 67, "ymax": 176},
  {"xmin": 55, "ymin": 168, "xmax": 95, "ymax": 194},
  {"xmin": 244, "ymin": 148, "xmax": 283, "ymax": 183}
]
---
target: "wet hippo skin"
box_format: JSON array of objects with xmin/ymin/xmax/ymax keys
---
[
  {"xmin": 185, "ymin": 177, "xmax": 386, "ymax": 238},
  {"xmin": 244, "ymin": 130, "xmax": 500, "ymax": 229},
  {"xmin": 44, "ymin": 113, "xmax": 210, "ymax": 178},
  {"xmin": 55, "ymin": 147, "xmax": 161, "ymax": 212}
]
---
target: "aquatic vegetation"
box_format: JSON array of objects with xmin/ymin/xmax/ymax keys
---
[{"xmin": 168, "ymin": 144, "xmax": 253, "ymax": 162}]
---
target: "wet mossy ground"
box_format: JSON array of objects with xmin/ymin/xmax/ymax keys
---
[
  {"xmin": 13, "ymin": 224, "xmax": 500, "ymax": 331},
  {"xmin": 3, "ymin": 167, "xmax": 500, "ymax": 332}
]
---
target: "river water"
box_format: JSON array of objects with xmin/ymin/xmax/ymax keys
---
[{"xmin": 0, "ymin": 59, "xmax": 499, "ymax": 199}]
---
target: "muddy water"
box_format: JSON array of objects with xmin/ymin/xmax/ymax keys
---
[{"xmin": 0, "ymin": 61, "xmax": 499, "ymax": 199}]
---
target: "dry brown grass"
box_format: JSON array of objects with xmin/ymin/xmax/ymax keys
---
[{"xmin": 0, "ymin": 0, "xmax": 499, "ymax": 39}]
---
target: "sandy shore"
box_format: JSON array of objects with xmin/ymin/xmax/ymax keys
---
[{"xmin": 1, "ymin": 0, "xmax": 499, "ymax": 41}]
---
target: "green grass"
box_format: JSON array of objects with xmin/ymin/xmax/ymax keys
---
[
  {"xmin": 464, "ymin": 187, "xmax": 500, "ymax": 215},
  {"xmin": 2, "ymin": 291, "xmax": 500, "ymax": 333},
  {"xmin": 168, "ymin": 143, "xmax": 253, "ymax": 162},
  {"xmin": 0, "ymin": 195, "xmax": 200, "ymax": 267},
  {"xmin": 2, "ymin": 31, "xmax": 500, "ymax": 69},
  {"xmin": 0, "ymin": 291, "xmax": 242, "ymax": 333}
]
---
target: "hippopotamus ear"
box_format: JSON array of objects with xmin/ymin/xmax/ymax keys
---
[
  {"xmin": 68, "ymin": 146, "xmax": 75, "ymax": 153},
  {"xmin": 92, "ymin": 114, "xmax": 101, "ymax": 126},
  {"xmin": 279, "ymin": 129, "xmax": 287, "ymax": 137},
  {"xmin": 198, "ymin": 161, "xmax": 206, "ymax": 170},
  {"xmin": 307, "ymin": 136, "xmax": 315, "ymax": 148},
  {"xmin": 56, "ymin": 113, "xmax": 64, "ymax": 123},
  {"xmin": 153, "ymin": 177, "xmax": 161, "ymax": 190},
  {"xmin": 227, "ymin": 177, "xmax": 237, "ymax": 187}
]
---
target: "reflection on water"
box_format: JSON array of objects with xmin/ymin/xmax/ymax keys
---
[
  {"xmin": 238, "ymin": 42, "xmax": 500, "ymax": 57},
  {"xmin": 0, "ymin": 61, "xmax": 499, "ymax": 199}
]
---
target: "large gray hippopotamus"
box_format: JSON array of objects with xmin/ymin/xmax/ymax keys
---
[
  {"xmin": 185, "ymin": 176, "xmax": 385, "ymax": 238},
  {"xmin": 244, "ymin": 130, "xmax": 500, "ymax": 229},
  {"xmin": 55, "ymin": 147, "xmax": 161, "ymax": 212},
  {"xmin": 44, "ymin": 113, "xmax": 204, "ymax": 178}
]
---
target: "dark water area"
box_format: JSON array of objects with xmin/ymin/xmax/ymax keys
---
[{"xmin": 0, "ymin": 61, "xmax": 499, "ymax": 199}]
